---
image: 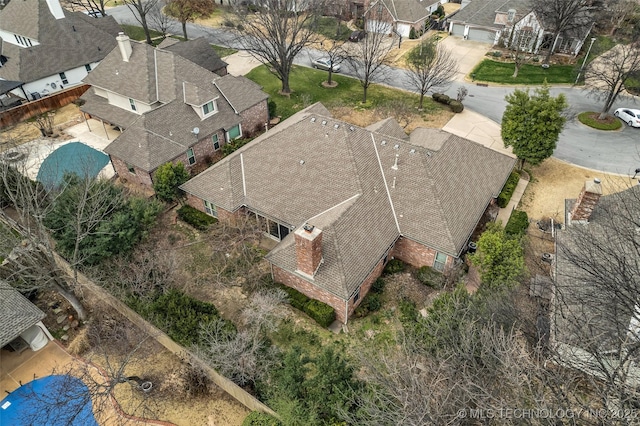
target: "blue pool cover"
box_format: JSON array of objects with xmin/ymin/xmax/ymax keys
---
[
  {"xmin": 0, "ymin": 375, "xmax": 99, "ymax": 425},
  {"xmin": 36, "ymin": 142, "xmax": 109, "ymax": 187}
]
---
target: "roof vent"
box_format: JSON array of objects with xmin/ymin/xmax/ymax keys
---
[
  {"xmin": 334, "ymin": 123, "xmax": 340, "ymax": 129},
  {"xmin": 594, "ymin": 178, "xmax": 601, "ymax": 184},
  {"xmin": 349, "ymin": 126, "xmax": 355, "ymax": 132},
  {"xmin": 425, "ymin": 151, "xmax": 432, "ymax": 157},
  {"xmin": 300, "ymin": 160, "xmax": 305, "ymax": 165},
  {"xmin": 321, "ymin": 120, "xmax": 327, "ymax": 126},
  {"xmin": 394, "ymin": 144, "xmax": 399, "ymax": 150},
  {"xmin": 310, "ymin": 117, "xmax": 316, "ymax": 123},
  {"xmin": 410, "ymin": 149, "xmax": 416, "ymax": 154},
  {"xmin": 381, "ymin": 140, "xmax": 387, "ymax": 146}
]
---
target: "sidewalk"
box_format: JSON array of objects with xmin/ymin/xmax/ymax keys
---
[{"xmin": 496, "ymin": 173, "xmax": 529, "ymax": 225}]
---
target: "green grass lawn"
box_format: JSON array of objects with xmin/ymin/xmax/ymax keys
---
[
  {"xmin": 309, "ymin": 16, "xmax": 351, "ymax": 41},
  {"xmin": 121, "ymin": 24, "xmax": 164, "ymax": 42},
  {"xmin": 471, "ymin": 59, "xmax": 576, "ymax": 84},
  {"xmin": 211, "ymin": 45, "xmax": 238, "ymax": 58},
  {"xmin": 246, "ymin": 65, "xmax": 443, "ymax": 120}
]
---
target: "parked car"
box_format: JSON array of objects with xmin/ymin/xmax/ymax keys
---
[
  {"xmin": 614, "ymin": 108, "xmax": 640, "ymax": 128},
  {"xmin": 349, "ymin": 30, "xmax": 366, "ymax": 42},
  {"xmin": 311, "ymin": 57, "xmax": 341, "ymax": 73}
]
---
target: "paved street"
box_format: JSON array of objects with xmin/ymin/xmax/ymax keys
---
[{"xmin": 105, "ymin": 6, "xmax": 640, "ymax": 176}]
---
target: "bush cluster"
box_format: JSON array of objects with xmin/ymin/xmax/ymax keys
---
[
  {"xmin": 432, "ymin": 93, "xmax": 464, "ymax": 113},
  {"xmin": 415, "ymin": 265, "xmax": 444, "ymax": 289},
  {"xmin": 505, "ymin": 210, "xmax": 529, "ymax": 236},
  {"xmin": 276, "ymin": 283, "xmax": 336, "ymax": 327},
  {"xmin": 222, "ymin": 138, "xmax": 252, "ymax": 156},
  {"xmin": 497, "ymin": 171, "xmax": 520, "ymax": 208},
  {"xmin": 268, "ymin": 100, "xmax": 277, "ymax": 118},
  {"xmin": 177, "ymin": 205, "xmax": 217, "ymax": 230},
  {"xmin": 384, "ymin": 258, "xmax": 406, "ymax": 275},
  {"xmin": 242, "ymin": 411, "xmax": 282, "ymax": 426},
  {"xmin": 354, "ymin": 277, "xmax": 386, "ymax": 318}
]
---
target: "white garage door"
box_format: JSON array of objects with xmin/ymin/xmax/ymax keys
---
[
  {"xmin": 450, "ymin": 23, "xmax": 465, "ymax": 37},
  {"xmin": 468, "ymin": 28, "xmax": 496, "ymax": 43},
  {"xmin": 367, "ymin": 20, "xmax": 392, "ymax": 34},
  {"xmin": 396, "ymin": 23, "xmax": 411, "ymax": 38}
]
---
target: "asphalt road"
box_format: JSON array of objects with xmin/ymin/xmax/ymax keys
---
[{"xmin": 106, "ymin": 6, "xmax": 640, "ymax": 176}]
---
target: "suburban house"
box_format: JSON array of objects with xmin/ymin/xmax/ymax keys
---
[
  {"xmin": 448, "ymin": 0, "xmax": 592, "ymax": 56},
  {"xmin": 348, "ymin": 0, "xmax": 448, "ymax": 22},
  {"xmin": 180, "ymin": 103, "xmax": 515, "ymax": 323},
  {"xmin": 365, "ymin": 0, "xmax": 432, "ymax": 37},
  {"xmin": 0, "ymin": 280, "xmax": 53, "ymax": 354},
  {"xmin": 553, "ymin": 181, "xmax": 640, "ymax": 384},
  {"xmin": 80, "ymin": 33, "xmax": 269, "ymax": 187},
  {"xmin": 0, "ymin": 0, "xmax": 121, "ymax": 102},
  {"xmin": 157, "ymin": 37, "xmax": 228, "ymax": 76}
]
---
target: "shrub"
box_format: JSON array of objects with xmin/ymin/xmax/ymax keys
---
[
  {"xmin": 492, "ymin": 51, "xmax": 502, "ymax": 57},
  {"xmin": 432, "ymin": 93, "xmax": 451, "ymax": 105},
  {"xmin": 505, "ymin": 210, "xmax": 529, "ymax": 236},
  {"xmin": 496, "ymin": 171, "xmax": 520, "ymax": 208},
  {"xmin": 371, "ymin": 277, "xmax": 386, "ymax": 294},
  {"xmin": 268, "ymin": 100, "xmax": 277, "ymax": 118},
  {"xmin": 409, "ymin": 27, "xmax": 418, "ymax": 39},
  {"xmin": 222, "ymin": 137, "xmax": 252, "ymax": 156},
  {"xmin": 242, "ymin": 412, "xmax": 282, "ymax": 426},
  {"xmin": 416, "ymin": 266, "xmax": 444, "ymax": 289},
  {"xmin": 449, "ymin": 100, "xmax": 464, "ymax": 113},
  {"xmin": 177, "ymin": 205, "xmax": 217, "ymax": 230},
  {"xmin": 384, "ymin": 259, "xmax": 406, "ymax": 275},
  {"xmin": 355, "ymin": 292, "xmax": 382, "ymax": 317},
  {"xmin": 153, "ymin": 162, "xmax": 190, "ymax": 203},
  {"xmin": 276, "ymin": 283, "xmax": 336, "ymax": 327},
  {"xmin": 305, "ymin": 299, "xmax": 336, "ymax": 327}
]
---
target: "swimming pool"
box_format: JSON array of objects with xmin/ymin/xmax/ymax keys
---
[
  {"xmin": 0, "ymin": 375, "xmax": 99, "ymax": 425},
  {"xmin": 36, "ymin": 142, "xmax": 110, "ymax": 187}
]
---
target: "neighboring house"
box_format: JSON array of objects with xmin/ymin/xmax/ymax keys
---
[
  {"xmin": 366, "ymin": 0, "xmax": 432, "ymax": 37},
  {"xmin": 0, "ymin": 280, "xmax": 53, "ymax": 352},
  {"xmin": 180, "ymin": 103, "xmax": 515, "ymax": 323},
  {"xmin": 448, "ymin": 0, "xmax": 592, "ymax": 56},
  {"xmin": 157, "ymin": 37, "xmax": 228, "ymax": 76},
  {"xmin": 348, "ymin": 0, "xmax": 448, "ymax": 22},
  {"xmin": 80, "ymin": 33, "xmax": 269, "ymax": 187},
  {"xmin": 553, "ymin": 181, "xmax": 640, "ymax": 384},
  {"xmin": 0, "ymin": 0, "xmax": 121, "ymax": 101}
]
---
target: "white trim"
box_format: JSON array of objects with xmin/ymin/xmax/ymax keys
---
[
  {"xmin": 306, "ymin": 193, "xmax": 360, "ymax": 222},
  {"xmin": 154, "ymin": 50, "xmax": 159, "ymax": 102},
  {"xmin": 371, "ymin": 134, "xmax": 400, "ymax": 232},
  {"xmin": 240, "ymin": 153, "xmax": 247, "ymax": 197}
]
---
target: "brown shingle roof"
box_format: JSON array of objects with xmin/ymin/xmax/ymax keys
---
[
  {"xmin": 161, "ymin": 37, "xmax": 228, "ymax": 75},
  {"xmin": 0, "ymin": 2, "xmax": 120, "ymax": 83},
  {"xmin": 0, "ymin": 280, "xmax": 45, "ymax": 347},
  {"xmin": 374, "ymin": 0, "xmax": 430, "ymax": 23},
  {"xmin": 181, "ymin": 103, "xmax": 514, "ymax": 299}
]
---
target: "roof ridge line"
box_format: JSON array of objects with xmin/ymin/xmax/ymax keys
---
[{"xmin": 371, "ymin": 133, "xmax": 400, "ymax": 233}]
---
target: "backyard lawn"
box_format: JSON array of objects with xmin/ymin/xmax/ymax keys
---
[{"xmin": 471, "ymin": 59, "xmax": 575, "ymax": 84}]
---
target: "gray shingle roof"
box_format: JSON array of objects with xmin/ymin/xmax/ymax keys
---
[
  {"xmin": 0, "ymin": 2, "xmax": 120, "ymax": 83},
  {"xmin": 366, "ymin": 117, "xmax": 409, "ymax": 140},
  {"xmin": 450, "ymin": 0, "xmax": 530, "ymax": 28},
  {"xmin": 375, "ymin": 0, "xmax": 430, "ymax": 23},
  {"xmin": 161, "ymin": 37, "xmax": 228, "ymax": 75},
  {"xmin": 554, "ymin": 185, "xmax": 640, "ymax": 351},
  {"xmin": 0, "ymin": 280, "xmax": 45, "ymax": 347},
  {"xmin": 85, "ymin": 37, "xmax": 267, "ymax": 172},
  {"xmin": 181, "ymin": 103, "xmax": 514, "ymax": 299}
]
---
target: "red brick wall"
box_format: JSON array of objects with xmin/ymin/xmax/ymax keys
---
[
  {"xmin": 239, "ymin": 100, "xmax": 269, "ymax": 137},
  {"xmin": 294, "ymin": 229, "xmax": 323, "ymax": 276},
  {"xmin": 111, "ymin": 156, "xmax": 153, "ymax": 186},
  {"xmin": 184, "ymin": 193, "xmax": 240, "ymax": 223},
  {"xmin": 391, "ymin": 237, "xmax": 454, "ymax": 270}
]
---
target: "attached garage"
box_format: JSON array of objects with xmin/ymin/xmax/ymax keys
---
[
  {"xmin": 450, "ymin": 23, "xmax": 466, "ymax": 37},
  {"xmin": 367, "ymin": 20, "xmax": 392, "ymax": 34},
  {"xmin": 468, "ymin": 27, "xmax": 497, "ymax": 43},
  {"xmin": 396, "ymin": 22, "xmax": 412, "ymax": 38}
]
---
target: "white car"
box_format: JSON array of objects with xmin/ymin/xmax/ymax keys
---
[
  {"xmin": 311, "ymin": 57, "xmax": 341, "ymax": 73},
  {"xmin": 614, "ymin": 108, "xmax": 640, "ymax": 128}
]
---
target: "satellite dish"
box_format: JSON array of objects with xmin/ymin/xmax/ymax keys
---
[{"xmin": 192, "ymin": 127, "xmax": 200, "ymax": 135}]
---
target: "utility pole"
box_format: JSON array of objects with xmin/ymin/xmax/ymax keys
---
[{"xmin": 575, "ymin": 37, "xmax": 596, "ymax": 85}]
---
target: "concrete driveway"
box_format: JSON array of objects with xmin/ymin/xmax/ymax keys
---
[{"xmin": 439, "ymin": 36, "xmax": 492, "ymax": 82}]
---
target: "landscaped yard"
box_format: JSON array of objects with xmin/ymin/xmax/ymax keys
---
[{"xmin": 471, "ymin": 59, "xmax": 575, "ymax": 84}]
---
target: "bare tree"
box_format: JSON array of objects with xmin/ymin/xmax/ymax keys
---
[
  {"xmin": 404, "ymin": 36, "xmax": 457, "ymax": 109},
  {"xmin": 61, "ymin": 0, "xmax": 107, "ymax": 16},
  {"xmin": 553, "ymin": 183, "xmax": 640, "ymax": 422},
  {"xmin": 123, "ymin": 0, "xmax": 161, "ymax": 45},
  {"xmin": 583, "ymin": 41, "xmax": 640, "ymax": 118},
  {"xmin": 230, "ymin": 0, "xmax": 323, "ymax": 95},
  {"xmin": 147, "ymin": 0, "xmax": 177, "ymax": 38},
  {"xmin": 605, "ymin": 0, "xmax": 639, "ymax": 36},
  {"xmin": 531, "ymin": 0, "xmax": 595, "ymax": 63},
  {"xmin": 30, "ymin": 112, "xmax": 55, "ymax": 138},
  {"xmin": 344, "ymin": 7, "xmax": 395, "ymax": 103},
  {"xmin": 165, "ymin": 0, "xmax": 215, "ymax": 40}
]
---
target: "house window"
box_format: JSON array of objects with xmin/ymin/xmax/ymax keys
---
[
  {"xmin": 433, "ymin": 252, "xmax": 447, "ymax": 272},
  {"xmin": 59, "ymin": 72, "xmax": 68, "ymax": 85},
  {"xmin": 202, "ymin": 100, "xmax": 217, "ymax": 116},
  {"xmin": 127, "ymin": 164, "xmax": 136, "ymax": 174},
  {"xmin": 254, "ymin": 212, "xmax": 290, "ymax": 241},
  {"xmin": 354, "ymin": 288, "xmax": 360, "ymax": 303},
  {"xmin": 187, "ymin": 148, "xmax": 196, "ymax": 165},
  {"xmin": 85, "ymin": 64, "xmax": 92, "ymax": 72},
  {"xmin": 227, "ymin": 124, "xmax": 241, "ymax": 141},
  {"xmin": 212, "ymin": 133, "xmax": 220, "ymax": 150},
  {"xmin": 129, "ymin": 98, "xmax": 137, "ymax": 111},
  {"xmin": 204, "ymin": 200, "xmax": 217, "ymax": 217}
]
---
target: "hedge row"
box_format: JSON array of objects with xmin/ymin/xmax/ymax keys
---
[
  {"xmin": 497, "ymin": 171, "xmax": 520, "ymax": 208},
  {"xmin": 432, "ymin": 93, "xmax": 464, "ymax": 113},
  {"xmin": 505, "ymin": 210, "xmax": 529, "ymax": 236},
  {"xmin": 242, "ymin": 411, "xmax": 282, "ymax": 426},
  {"xmin": 354, "ymin": 277, "xmax": 386, "ymax": 318},
  {"xmin": 177, "ymin": 205, "xmax": 218, "ymax": 230},
  {"xmin": 276, "ymin": 283, "xmax": 336, "ymax": 327}
]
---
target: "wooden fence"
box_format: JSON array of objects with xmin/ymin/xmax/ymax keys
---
[{"xmin": 0, "ymin": 85, "xmax": 90, "ymax": 129}]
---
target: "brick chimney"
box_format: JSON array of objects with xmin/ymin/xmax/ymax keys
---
[
  {"xmin": 116, "ymin": 32, "xmax": 133, "ymax": 62},
  {"xmin": 569, "ymin": 178, "xmax": 602, "ymax": 224},
  {"xmin": 295, "ymin": 224, "xmax": 323, "ymax": 278}
]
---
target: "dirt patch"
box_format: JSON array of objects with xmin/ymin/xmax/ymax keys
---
[
  {"xmin": 330, "ymin": 105, "xmax": 453, "ymax": 131},
  {"xmin": 518, "ymin": 157, "xmax": 631, "ymax": 224}
]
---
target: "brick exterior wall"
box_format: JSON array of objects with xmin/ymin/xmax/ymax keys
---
[
  {"xmin": 294, "ymin": 227, "xmax": 323, "ymax": 276},
  {"xmin": 569, "ymin": 180, "xmax": 602, "ymax": 223},
  {"xmin": 240, "ymin": 100, "xmax": 269, "ymax": 137},
  {"xmin": 111, "ymin": 156, "xmax": 153, "ymax": 186},
  {"xmin": 184, "ymin": 193, "xmax": 241, "ymax": 223},
  {"xmin": 392, "ymin": 236, "xmax": 454, "ymax": 270}
]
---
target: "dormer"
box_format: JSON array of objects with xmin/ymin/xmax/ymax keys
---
[
  {"xmin": 507, "ymin": 8, "xmax": 516, "ymax": 23},
  {"xmin": 183, "ymin": 81, "xmax": 220, "ymax": 120}
]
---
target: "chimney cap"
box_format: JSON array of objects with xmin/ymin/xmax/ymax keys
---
[{"xmin": 303, "ymin": 223, "xmax": 314, "ymax": 232}]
